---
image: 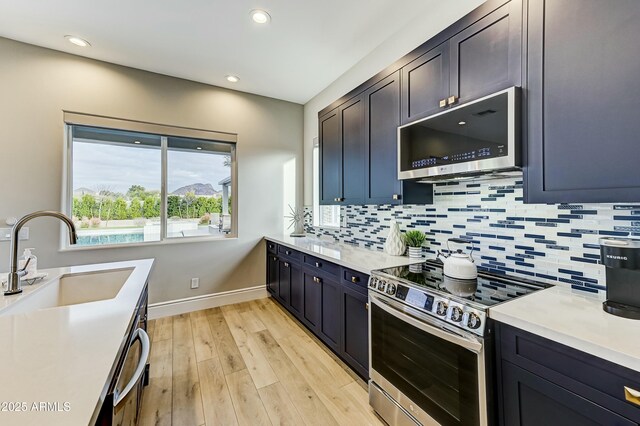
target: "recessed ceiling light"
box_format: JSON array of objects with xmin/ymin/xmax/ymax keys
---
[
  {"xmin": 226, "ymin": 75, "xmax": 240, "ymax": 83},
  {"xmin": 134, "ymin": 140, "xmax": 141, "ymax": 144},
  {"xmin": 250, "ymin": 9, "xmax": 271, "ymax": 24},
  {"xmin": 458, "ymin": 121, "xmax": 467, "ymax": 125},
  {"xmin": 196, "ymin": 147, "xmax": 202, "ymax": 150},
  {"xmin": 65, "ymin": 35, "xmax": 91, "ymax": 47}
]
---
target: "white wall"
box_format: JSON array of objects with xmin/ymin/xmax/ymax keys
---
[
  {"xmin": 302, "ymin": 0, "xmax": 485, "ymax": 205},
  {"xmin": 0, "ymin": 37, "xmax": 303, "ymax": 304}
]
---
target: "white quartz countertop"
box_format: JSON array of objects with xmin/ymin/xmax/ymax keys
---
[
  {"xmin": 264, "ymin": 235, "xmax": 422, "ymax": 274},
  {"xmin": 0, "ymin": 259, "xmax": 154, "ymax": 426},
  {"xmin": 490, "ymin": 285, "xmax": 640, "ymax": 372}
]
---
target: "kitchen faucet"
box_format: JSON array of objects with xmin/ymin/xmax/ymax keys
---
[{"xmin": 4, "ymin": 211, "xmax": 78, "ymax": 295}]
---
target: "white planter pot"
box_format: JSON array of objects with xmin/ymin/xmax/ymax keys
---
[{"xmin": 408, "ymin": 247, "xmax": 423, "ymax": 259}]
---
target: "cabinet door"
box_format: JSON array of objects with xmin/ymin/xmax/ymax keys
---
[
  {"xmin": 303, "ymin": 271, "xmax": 322, "ymax": 330},
  {"xmin": 266, "ymin": 253, "xmax": 279, "ymax": 296},
  {"xmin": 364, "ymin": 71, "xmax": 403, "ymax": 205},
  {"xmin": 526, "ymin": 0, "xmax": 640, "ymax": 203},
  {"xmin": 319, "ymin": 110, "xmax": 342, "ymax": 204},
  {"xmin": 342, "ymin": 287, "xmax": 369, "ymax": 379},
  {"xmin": 319, "ymin": 276, "xmax": 341, "ymax": 351},
  {"xmin": 289, "ymin": 262, "xmax": 303, "ymax": 318},
  {"xmin": 340, "ymin": 95, "xmax": 365, "ymax": 204},
  {"xmin": 502, "ymin": 362, "xmax": 635, "ymax": 426},
  {"xmin": 401, "ymin": 43, "xmax": 450, "ymax": 124},
  {"xmin": 278, "ymin": 260, "xmax": 291, "ymax": 304},
  {"xmin": 449, "ymin": 1, "xmax": 522, "ymax": 105}
]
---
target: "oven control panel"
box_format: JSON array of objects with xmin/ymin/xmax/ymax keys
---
[{"xmin": 368, "ymin": 276, "xmax": 487, "ymax": 336}]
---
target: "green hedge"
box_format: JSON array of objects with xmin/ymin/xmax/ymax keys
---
[{"xmin": 72, "ymin": 193, "xmax": 228, "ymax": 220}]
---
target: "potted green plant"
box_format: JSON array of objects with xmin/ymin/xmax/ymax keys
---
[{"xmin": 403, "ymin": 230, "xmax": 426, "ymax": 258}]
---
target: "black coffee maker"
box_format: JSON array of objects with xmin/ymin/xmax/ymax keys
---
[{"xmin": 600, "ymin": 237, "xmax": 640, "ymax": 319}]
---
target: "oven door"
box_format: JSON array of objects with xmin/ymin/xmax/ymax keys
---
[{"xmin": 369, "ymin": 292, "xmax": 487, "ymax": 426}]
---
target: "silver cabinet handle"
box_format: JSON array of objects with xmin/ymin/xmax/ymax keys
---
[
  {"xmin": 114, "ymin": 328, "xmax": 150, "ymax": 407},
  {"xmin": 447, "ymin": 95, "xmax": 458, "ymax": 105},
  {"xmin": 315, "ymin": 261, "xmax": 322, "ymax": 268},
  {"xmin": 313, "ymin": 276, "xmax": 322, "ymax": 284},
  {"xmin": 439, "ymin": 99, "xmax": 447, "ymax": 108},
  {"xmin": 351, "ymin": 276, "xmax": 360, "ymax": 283},
  {"xmin": 392, "ymin": 194, "xmax": 400, "ymax": 201},
  {"xmin": 284, "ymin": 262, "xmax": 290, "ymax": 268}
]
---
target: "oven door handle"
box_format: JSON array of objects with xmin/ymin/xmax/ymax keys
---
[
  {"xmin": 113, "ymin": 328, "xmax": 150, "ymax": 407},
  {"xmin": 370, "ymin": 293, "xmax": 483, "ymax": 353}
]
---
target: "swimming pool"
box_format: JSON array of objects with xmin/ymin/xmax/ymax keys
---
[{"xmin": 76, "ymin": 232, "xmax": 145, "ymax": 246}]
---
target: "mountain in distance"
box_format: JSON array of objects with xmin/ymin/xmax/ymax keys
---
[
  {"xmin": 73, "ymin": 187, "xmax": 96, "ymax": 196},
  {"xmin": 171, "ymin": 183, "xmax": 219, "ymax": 196}
]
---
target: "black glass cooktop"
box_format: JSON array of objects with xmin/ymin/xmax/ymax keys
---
[{"xmin": 376, "ymin": 260, "xmax": 551, "ymax": 308}]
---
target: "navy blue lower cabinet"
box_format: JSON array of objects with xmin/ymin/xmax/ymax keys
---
[
  {"xmin": 265, "ymin": 241, "xmax": 370, "ymax": 380},
  {"xmin": 278, "ymin": 260, "xmax": 292, "ymax": 304},
  {"xmin": 502, "ymin": 361, "xmax": 635, "ymax": 426},
  {"xmin": 496, "ymin": 322, "xmax": 640, "ymax": 425},
  {"xmin": 266, "ymin": 252, "xmax": 279, "ymax": 297},
  {"xmin": 341, "ymin": 286, "xmax": 369, "ymax": 379},
  {"xmin": 318, "ymin": 275, "xmax": 341, "ymax": 352},
  {"xmin": 302, "ymin": 270, "xmax": 322, "ymax": 331},
  {"xmin": 288, "ymin": 263, "xmax": 303, "ymax": 319}
]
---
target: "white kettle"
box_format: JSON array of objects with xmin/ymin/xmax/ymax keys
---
[{"xmin": 437, "ymin": 238, "xmax": 478, "ymax": 280}]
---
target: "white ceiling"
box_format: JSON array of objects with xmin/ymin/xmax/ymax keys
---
[{"xmin": 0, "ymin": 0, "xmax": 448, "ymax": 104}]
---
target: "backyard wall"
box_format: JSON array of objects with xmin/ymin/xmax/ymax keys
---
[{"xmin": 0, "ymin": 37, "xmax": 303, "ymax": 304}]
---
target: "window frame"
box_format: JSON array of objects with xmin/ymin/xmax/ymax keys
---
[{"xmin": 62, "ymin": 112, "xmax": 238, "ymax": 250}]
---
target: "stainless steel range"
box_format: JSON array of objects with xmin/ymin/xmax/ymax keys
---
[{"xmin": 368, "ymin": 261, "xmax": 550, "ymax": 426}]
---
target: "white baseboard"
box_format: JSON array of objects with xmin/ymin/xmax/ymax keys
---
[{"xmin": 148, "ymin": 285, "xmax": 268, "ymax": 319}]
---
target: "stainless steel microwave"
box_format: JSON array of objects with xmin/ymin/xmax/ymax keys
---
[{"xmin": 398, "ymin": 87, "xmax": 521, "ymax": 182}]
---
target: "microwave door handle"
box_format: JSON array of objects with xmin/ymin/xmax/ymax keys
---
[
  {"xmin": 370, "ymin": 293, "xmax": 483, "ymax": 353},
  {"xmin": 113, "ymin": 328, "xmax": 151, "ymax": 407}
]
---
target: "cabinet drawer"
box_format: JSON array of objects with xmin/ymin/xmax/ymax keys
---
[
  {"xmin": 278, "ymin": 245, "xmax": 300, "ymax": 261},
  {"xmin": 341, "ymin": 268, "xmax": 369, "ymax": 294},
  {"xmin": 266, "ymin": 240, "xmax": 277, "ymax": 254},
  {"xmin": 498, "ymin": 323, "xmax": 640, "ymax": 422},
  {"xmin": 303, "ymin": 255, "xmax": 340, "ymax": 277}
]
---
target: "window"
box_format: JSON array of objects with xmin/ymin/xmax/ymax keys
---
[
  {"xmin": 65, "ymin": 115, "xmax": 236, "ymax": 247},
  {"xmin": 312, "ymin": 141, "xmax": 341, "ymax": 228}
]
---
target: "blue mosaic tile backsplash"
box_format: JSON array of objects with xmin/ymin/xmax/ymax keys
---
[{"xmin": 306, "ymin": 177, "xmax": 640, "ymax": 294}]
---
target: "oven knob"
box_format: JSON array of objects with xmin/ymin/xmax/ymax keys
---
[
  {"xmin": 436, "ymin": 301, "xmax": 448, "ymax": 316},
  {"xmin": 369, "ymin": 279, "xmax": 376, "ymax": 288},
  {"xmin": 386, "ymin": 283, "xmax": 396, "ymax": 295},
  {"xmin": 378, "ymin": 281, "xmax": 386, "ymax": 291},
  {"xmin": 467, "ymin": 313, "xmax": 482, "ymax": 329},
  {"xmin": 450, "ymin": 306, "xmax": 464, "ymax": 322}
]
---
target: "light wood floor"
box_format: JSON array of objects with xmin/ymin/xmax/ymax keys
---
[{"xmin": 139, "ymin": 297, "xmax": 384, "ymax": 426}]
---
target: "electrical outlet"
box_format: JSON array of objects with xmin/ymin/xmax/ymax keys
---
[
  {"xmin": 0, "ymin": 227, "xmax": 28, "ymax": 242},
  {"xmin": 190, "ymin": 278, "xmax": 199, "ymax": 289}
]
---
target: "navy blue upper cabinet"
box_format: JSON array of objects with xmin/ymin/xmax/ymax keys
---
[
  {"xmin": 319, "ymin": 95, "xmax": 365, "ymax": 205},
  {"xmin": 364, "ymin": 72, "xmax": 433, "ymax": 205},
  {"xmin": 400, "ymin": 1, "xmax": 522, "ymax": 125},
  {"xmin": 365, "ymin": 71, "xmax": 403, "ymax": 204},
  {"xmin": 319, "ymin": 111, "xmax": 341, "ymax": 204},
  {"xmin": 341, "ymin": 96, "xmax": 366, "ymax": 205},
  {"xmin": 525, "ymin": 0, "xmax": 640, "ymax": 203},
  {"xmin": 401, "ymin": 43, "xmax": 450, "ymax": 124},
  {"xmin": 448, "ymin": 1, "xmax": 522, "ymax": 106}
]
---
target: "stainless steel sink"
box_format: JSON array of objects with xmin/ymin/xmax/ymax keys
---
[{"xmin": 0, "ymin": 268, "xmax": 133, "ymax": 316}]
